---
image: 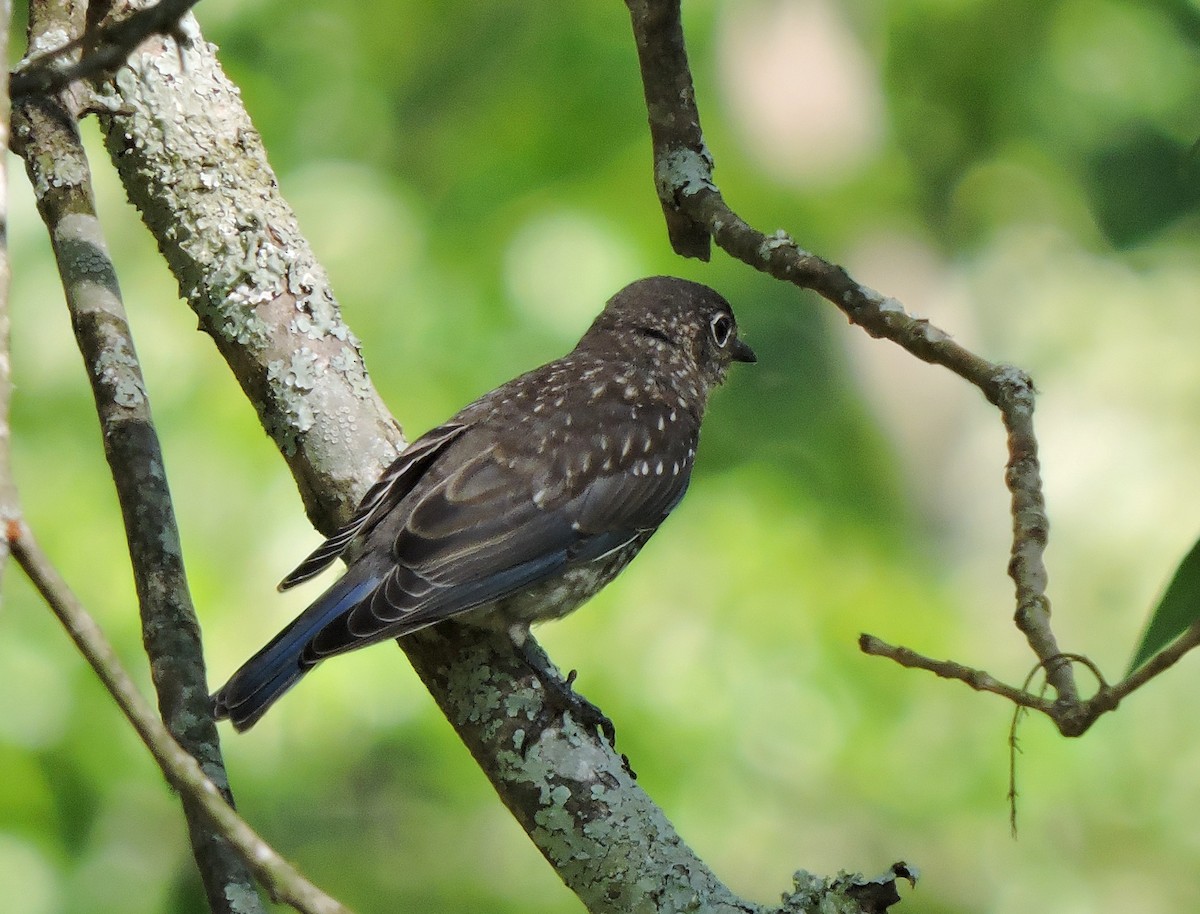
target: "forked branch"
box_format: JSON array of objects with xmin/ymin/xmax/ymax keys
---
[{"xmin": 624, "ymin": 0, "xmax": 1193, "ymax": 737}]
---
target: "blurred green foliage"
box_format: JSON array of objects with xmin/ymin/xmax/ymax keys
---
[{"xmin": 5, "ymin": 1, "xmax": 1200, "ymax": 912}]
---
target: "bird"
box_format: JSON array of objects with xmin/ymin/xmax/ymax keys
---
[{"xmin": 212, "ymin": 276, "xmax": 755, "ymax": 731}]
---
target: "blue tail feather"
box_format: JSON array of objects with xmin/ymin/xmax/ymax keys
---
[{"xmin": 212, "ymin": 575, "xmax": 379, "ymax": 730}]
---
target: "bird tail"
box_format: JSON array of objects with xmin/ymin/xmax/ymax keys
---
[{"xmin": 212, "ymin": 575, "xmax": 379, "ymax": 731}]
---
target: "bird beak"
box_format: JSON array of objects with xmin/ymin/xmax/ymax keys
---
[{"xmin": 731, "ymin": 338, "xmax": 757, "ymax": 363}]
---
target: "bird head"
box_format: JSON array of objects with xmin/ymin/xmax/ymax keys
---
[{"xmin": 577, "ymin": 276, "xmax": 755, "ymax": 397}]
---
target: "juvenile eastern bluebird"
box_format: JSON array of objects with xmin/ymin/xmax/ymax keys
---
[{"xmin": 212, "ymin": 276, "xmax": 755, "ymax": 730}]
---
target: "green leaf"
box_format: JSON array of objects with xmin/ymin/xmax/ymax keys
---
[{"xmin": 1128, "ymin": 534, "xmax": 1200, "ymax": 674}]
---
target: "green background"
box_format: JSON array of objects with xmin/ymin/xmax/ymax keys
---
[{"xmin": 5, "ymin": 0, "xmax": 1200, "ymax": 911}]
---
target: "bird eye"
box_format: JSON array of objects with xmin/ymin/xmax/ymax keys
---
[{"xmin": 709, "ymin": 313, "xmax": 734, "ymax": 348}]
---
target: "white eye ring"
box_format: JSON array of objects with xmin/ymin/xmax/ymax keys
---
[{"xmin": 710, "ymin": 313, "xmax": 734, "ymax": 348}]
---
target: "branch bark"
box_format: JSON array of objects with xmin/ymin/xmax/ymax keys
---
[{"xmin": 94, "ymin": 19, "xmax": 401, "ymax": 533}]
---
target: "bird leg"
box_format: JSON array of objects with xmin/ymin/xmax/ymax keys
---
[{"xmin": 515, "ymin": 636, "xmax": 618, "ymax": 749}]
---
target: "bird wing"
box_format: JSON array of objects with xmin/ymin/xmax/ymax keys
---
[
  {"xmin": 305, "ymin": 416, "xmax": 695, "ymax": 658},
  {"xmin": 213, "ymin": 421, "xmax": 476, "ymax": 729},
  {"xmin": 277, "ymin": 422, "xmax": 469, "ymax": 590}
]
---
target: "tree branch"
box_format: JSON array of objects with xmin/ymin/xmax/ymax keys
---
[
  {"xmin": 624, "ymin": 0, "xmax": 711, "ymax": 259},
  {"xmin": 618, "ymin": 0, "xmax": 1200, "ymax": 740},
  {"xmin": 96, "ymin": 4, "xmax": 402, "ymax": 535},
  {"xmin": 858, "ymin": 635, "xmax": 1060, "ymax": 715},
  {"xmin": 6, "ymin": 520, "xmax": 351, "ymax": 914},
  {"xmin": 2, "ymin": 16, "xmax": 333, "ymax": 906},
  {"xmin": 11, "ymin": 0, "xmax": 202, "ymax": 100}
]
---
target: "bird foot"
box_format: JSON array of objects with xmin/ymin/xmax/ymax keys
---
[
  {"xmin": 537, "ymin": 670, "xmax": 636, "ymax": 778},
  {"xmin": 514, "ymin": 638, "xmax": 633, "ymax": 773},
  {"xmin": 519, "ymin": 645, "xmax": 615, "ymax": 745},
  {"xmin": 551, "ymin": 668, "xmax": 616, "ymax": 746}
]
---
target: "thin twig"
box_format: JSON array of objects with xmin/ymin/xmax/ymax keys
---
[
  {"xmin": 7, "ymin": 520, "xmax": 352, "ymax": 914},
  {"xmin": 11, "ymin": 0, "xmax": 202, "ymax": 99},
  {"xmin": 1007, "ymin": 683, "xmax": 1032, "ymax": 838},
  {"xmin": 858, "ymin": 635, "xmax": 1058, "ymax": 714},
  {"xmin": 1109, "ymin": 620, "xmax": 1200, "ymax": 701},
  {"xmin": 622, "ymin": 0, "xmax": 1136, "ymax": 731}
]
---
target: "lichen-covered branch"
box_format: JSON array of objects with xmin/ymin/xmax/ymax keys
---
[
  {"xmin": 407, "ymin": 626, "xmax": 762, "ymax": 914},
  {"xmin": 624, "ymin": 0, "xmax": 711, "ymax": 259},
  {"xmin": 94, "ymin": 2, "xmax": 402, "ymax": 533},
  {"xmin": 14, "ymin": 101, "xmax": 264, "ymax": 914}
]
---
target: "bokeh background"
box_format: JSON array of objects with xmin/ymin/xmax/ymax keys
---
[{"xmin": 5, "ymin": 0, "xmax": 1200, "ymax": 911}]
